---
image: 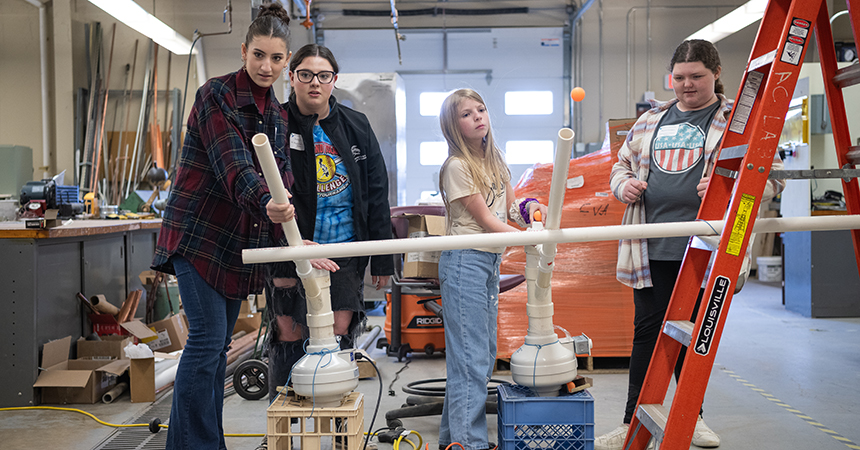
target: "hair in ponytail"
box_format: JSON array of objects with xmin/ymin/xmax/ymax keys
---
[
  {"xmin": 669, "ymin": 39, "xmax": 723, "ymax": 95},
  {"xmin": 246, "ymin": 2, "xmax": 291, "ymax": 48}
]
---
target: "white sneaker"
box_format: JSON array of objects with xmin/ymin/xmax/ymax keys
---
[
  {"xmin": 692, "ymin": 416, "xmax": 721, "ymax": 448},
  {"xmin": 595, "ymin": 424, "xmax": 629, "ymax": 450}
]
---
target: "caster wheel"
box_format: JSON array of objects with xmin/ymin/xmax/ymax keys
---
[
  {"xmin": 233, "ymin": 359, "xmax": 268, "ymax": 400},
  {"xmin": 148, "ymin": 417, "xmax": 162, "ymax": 433},
  {"xmin": 397, "ymin": 344, "xmax": 410, "ymax": 362},
  {"xmin": 387, "ymin": 419, "xmax": 403, "ymax": 429},
  {"xmin": 424, "ymin": 344, "xmax": 435, "ymax": 356}
]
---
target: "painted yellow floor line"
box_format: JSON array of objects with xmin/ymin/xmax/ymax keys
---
[{"xmin": 721, "ymin": 367, "xmax": 857, "ymax": 450}]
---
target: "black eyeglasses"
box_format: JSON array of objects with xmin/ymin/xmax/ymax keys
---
[{"xmin": 294, "ymin": 69, "xmax": 336, "ymax": 84}]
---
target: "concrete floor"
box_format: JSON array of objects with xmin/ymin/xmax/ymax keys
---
[{"xmin": 1, "ymin": 279, "xmax": 858, "ymax": 449}]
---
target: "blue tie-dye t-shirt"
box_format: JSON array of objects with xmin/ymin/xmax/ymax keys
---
[{"xmin": 313, "ymin": 124, "xmax": 355, "ymax": 243}]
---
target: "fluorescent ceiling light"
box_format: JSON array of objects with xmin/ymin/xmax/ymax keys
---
[
  {"xmin": 89, "ymin": 0, "xmax": 195, "ymax": 55},
  {"xmin": 686, "ymin": 0, "xmax": 768, "ymax": 43}
]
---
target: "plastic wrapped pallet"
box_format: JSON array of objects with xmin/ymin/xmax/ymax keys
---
[{"xmin": 498, "ymin": 119, "xmax": 636, "ymax": 359}]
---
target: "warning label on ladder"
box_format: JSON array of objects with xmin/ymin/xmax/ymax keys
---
[
  {"xmin": 727, "ymin": 193, "xmax": 756, "ymax": 256},
  {"xmin": 781, "ymin": 18, "xmax": 810, "ymax": 65},
  {"xmin": 729, "ymin": 71, "xmax": 764, "ymax": 135}
]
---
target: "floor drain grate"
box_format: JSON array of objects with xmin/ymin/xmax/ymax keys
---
[{"xmin": 91, "ymin": 391, "xmax": 172, "ymax": 450}]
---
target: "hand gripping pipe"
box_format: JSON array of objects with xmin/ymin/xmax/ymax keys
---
[
  {"xmin": 510, "ymin": 128, "xmax": 579, "ymax": 396},
  {"xmin": 251, "ymin": 133, "xmax": 358, "ymax": 406}
]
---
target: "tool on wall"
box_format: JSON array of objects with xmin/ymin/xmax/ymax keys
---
[
  {"xmin": 91, "ymin": 23, "xmax": 117, "ymax": 199},
  {"xmin": 389, "ymin": 0, "xmax": 405, "ymax": 65},
  {"xmin": 301, "ymin": 0, "xmax": 314, "ymax": 29},
  {"xmin": 114, "ymin": 39, "xmax": 139, "ymax": 206}
]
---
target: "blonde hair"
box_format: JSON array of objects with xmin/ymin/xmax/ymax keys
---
[{"xmin": 438, "ymin": 89, "xmax": 510, "ymax": 215}]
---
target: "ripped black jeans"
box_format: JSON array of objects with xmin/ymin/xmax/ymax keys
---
[{"xmin": 265, "ymin": 257, "xmax": 367, "ymax": 399}]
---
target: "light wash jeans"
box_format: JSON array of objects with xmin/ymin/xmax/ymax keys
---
[
  {"xmin": 167, "ymin": 256, "xmax": 242, "ymax": 450},
  {"xmin": 438, "ymin": 249, "xmax": 501, "ymax": 450}
]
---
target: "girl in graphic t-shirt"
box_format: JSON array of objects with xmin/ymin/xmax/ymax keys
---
[
  {"xmin": 599, "ymin": 40, "xmax": 785, "ymax": 450},
  {"xmin": 436, "ymin": 89, "xmax": 547, "ymax": 450}
]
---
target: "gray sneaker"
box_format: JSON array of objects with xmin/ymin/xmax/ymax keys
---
[{"xmin": 255, "ymin": 436, "xmax": 267, "ymax": 450}]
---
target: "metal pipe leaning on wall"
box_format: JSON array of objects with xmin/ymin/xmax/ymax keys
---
[{"xmin": 243, "ymin": 215, "xmax": 860, "ymax": 264}]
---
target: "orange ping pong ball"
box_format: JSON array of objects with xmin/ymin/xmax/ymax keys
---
[
  {"xmin": 570, "ymin": 87, "xmax": 586, "ymax": 102},
  {"xmin": 533, "ymin": 210, "xmax": 542, "ymax": 222}
]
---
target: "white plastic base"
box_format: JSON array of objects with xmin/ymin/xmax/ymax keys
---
[
  {"xmin": 291, "ymin": 343, "xmax": 360, "ymax": 407},
  {"xmin": 510, "ymin": 339, "xmax": 577, "ymax": 396}
]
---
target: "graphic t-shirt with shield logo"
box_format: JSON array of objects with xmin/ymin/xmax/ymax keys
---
[{"xmin": 644, "ymin": 101, "xmax": 721, "ymax": 260}]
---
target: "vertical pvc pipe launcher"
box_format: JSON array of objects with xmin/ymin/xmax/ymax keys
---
[{"xmin": 252, "ymin": 133, "xmax": 358, "ymax": 406}]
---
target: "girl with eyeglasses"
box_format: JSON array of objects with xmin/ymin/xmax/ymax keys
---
[
  {"xmin": 151, "ymin": 3, "xmax": 294, "ymax": 449},
  {"xmin": 264, "ymin": 43, "xmax": 394, "ymax": 401}
]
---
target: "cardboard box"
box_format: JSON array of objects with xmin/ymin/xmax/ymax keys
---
[
  {"xmin": 77, "ymin": 335, "xmax": 134, "ymax": 360},
  {"xmin": 141, "ymin": 314, "xmax": 188, "ymax": 353},
  {"xmin": 233, "ymin": 312, "xmax": 263, "ymax": 335},
  {"xmin": 34, "ymin": 336, "xmax": 129, "ymax": 404},
  {"xmin": 604, "ymin": 118, "xmax": 637, "ymax": 156},
  {"xmin": 355, "ymin": 349, "xmax": 376, "ymax": 379},
  {"xmin": 129, "ymin": 357, "xmax": 155, "ymax": 403},
  {"xmin": 255, "ymin": 291, "xmax": 267, "ymax": 310},
  {"xmin": 401, "ymin": 214, "xmax": 447, "ymax": 278},
  {"xmin": 239, "ymin": 296, "xmax": 255, "ymax": 315}
]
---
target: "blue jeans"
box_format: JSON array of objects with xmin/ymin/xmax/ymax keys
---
[
  {"xmin": 438, "ymin": 249, "xmax": 501, "ymax": 450},
  {"xmin": 167, "ymin": 256, "xmax": 242, "ymax": 450}
]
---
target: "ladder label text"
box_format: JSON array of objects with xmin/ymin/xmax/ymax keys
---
[
  {"xmin": 694, "ymin": 275, "xmax": 731, "ymax": 356},
  {"xmin": 781, "ymin": 17, "xmax": 810, "ymax": 66},
  {"xmin": 727, "ymin": 193, "xmax": 756, "ymax": 256}
]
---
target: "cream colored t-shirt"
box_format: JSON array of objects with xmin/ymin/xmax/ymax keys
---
[{"xmin": 442, "ymin": 157, "xmax": 508, "ymax": 254}]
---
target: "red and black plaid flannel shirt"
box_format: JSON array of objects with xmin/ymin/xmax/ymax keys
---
[{"xmin": 153, "ymin": 68, "xmax": 292, "ymax": 301}]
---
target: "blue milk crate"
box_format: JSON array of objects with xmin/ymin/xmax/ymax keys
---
[{"xmin": 497, "ymin": 384, "xmax": 594, "ymax": 450}]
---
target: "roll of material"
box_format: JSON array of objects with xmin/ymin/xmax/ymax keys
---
[
  {"xmin": 90, "ymin": 294, "xmax": 120, "ymax": 315},
  {"xmin": 102, "ymin": 382, "xmax": 128, "ymax": 403},
  {"xmin": 155, "ymin": 364, "xmax": 179, "ymax": 392}
]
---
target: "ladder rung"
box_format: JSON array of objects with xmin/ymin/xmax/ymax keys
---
[
  {"xmin": 833, "ymin": 63, "xmax": 860, "ymax": 89},
  {"xmin": 769, "ymin": 168, "xmax": 860, "ymax": 180},
  {"xmin": 663, "ymin": 320, "xmax": 695, "ymax": 347},
  {"xmin": 636, "ymin": 404, "xmax": 669, "ymax": 443}
]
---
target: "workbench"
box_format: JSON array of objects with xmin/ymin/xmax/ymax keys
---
[{"xmin": 0, "ymin": 219, "xmax": 161, "ymax": 406}]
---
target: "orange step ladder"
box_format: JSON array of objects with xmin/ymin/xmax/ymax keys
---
[{"xmin": 623, "ymin": 0, "xmax": 860, "ymax": 449}]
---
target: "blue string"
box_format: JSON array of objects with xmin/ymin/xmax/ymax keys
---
[
  {"xmin": 271, "ymin": 339, "xmax": 342, "ymax": 423},
  {"xmin": 521, "ymin": 339, "xmax": 560, "ymax": 388},
  {"xmin": 696, "ymin": 219, "xmax": 719, "ymax": 236}
]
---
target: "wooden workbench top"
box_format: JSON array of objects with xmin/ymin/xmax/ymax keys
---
[{"xmin": 0, "ymin": 219, "xmax": 161, "ymax": 239}]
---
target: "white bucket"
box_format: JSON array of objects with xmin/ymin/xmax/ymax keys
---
[{"xmin": 756, "ymin": 256, "xmax": 782, "ymax": 282}]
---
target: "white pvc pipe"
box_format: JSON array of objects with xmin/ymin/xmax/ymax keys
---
[
  {"xmin": 24, "ymin": 0, "xmax": 51, "ymax": 178},
  {"xmin": 243, "ymin": 215, "xmax": 860, "ymax": 264},
  {"xmin": 251, "ymin": 133, "xmax": 317, "ymax": 294},
  {"xmin": 513, "ymin": 129, "xmax": 578, "ymax": 395},
  {"xmin": 545, "ymin": 128, "xmax": 574, "ymax": 231},
  {"xmin": 251, "ymin": 133, "xmax": 335, "ymax": 345},
  {"xmin": 530, "ymin": 128, "xmax": 574, "ymax": 335}
]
